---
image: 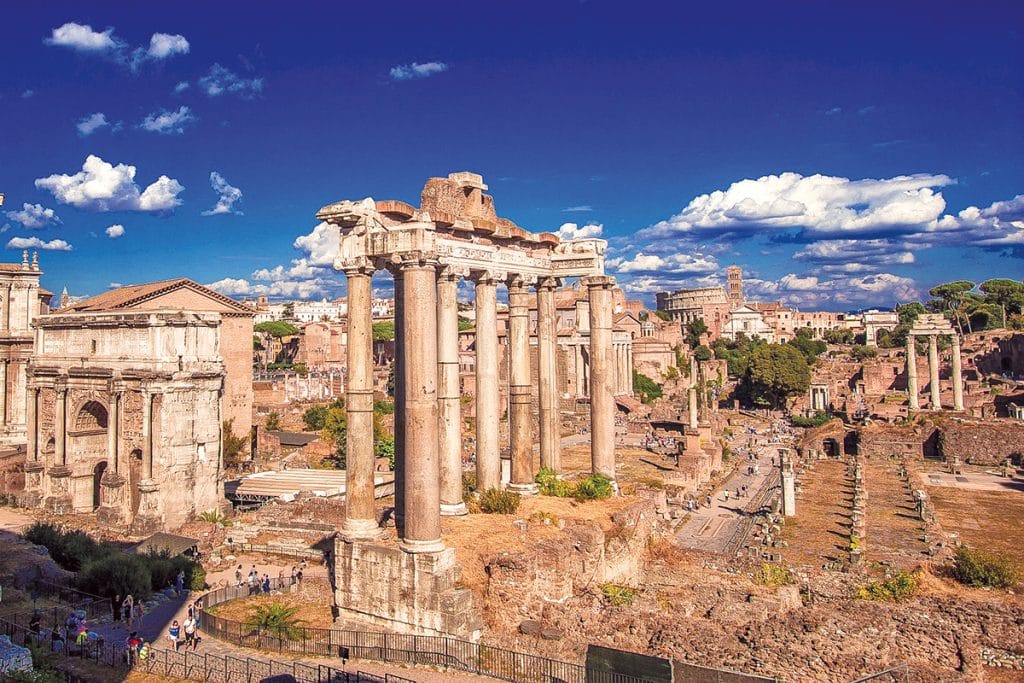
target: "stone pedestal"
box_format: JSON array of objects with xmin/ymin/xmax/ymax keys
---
[
  {"xmin": 96, "ymin": 471, "xmax": 129, "ymax": 527},
  {"xmin": 131, "ymin": 479, "xmax": 163, "ymax": 535},
  {"xmin": 44, "ymin": 466, "xmax": 73, "ymax": 514},
  {"xmin": 22, "ymin": 461, "xmax": 43, "ymax": 507},
  {"xmin": 332, "ymin": 539, "xmax": 481, "ymax": 640}
]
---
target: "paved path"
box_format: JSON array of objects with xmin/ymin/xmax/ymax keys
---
[
  {"xmin": 90, "ymin": 556, "xmax": 495, "ymax": 683},
  {"xmin": 674, "ymin": 430, "xmax": 791, "ymax": 553}
]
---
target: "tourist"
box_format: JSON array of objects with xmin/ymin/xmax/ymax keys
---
[
  {"xmin": 278, "ymin": 568, "xmax": 285, "ymax": 585},
  {"xmin": 50, "ymin": 625, "xmax": 64, "ymax": 653},
  {"xmin": 112, "ymin": 594, "xmax": 121, "ymax": 623},
  {"xmin": 125, "ymin": 631, "xmax": 141, "ymax": 664},
  {"xmin": 176, "ymin": 569, "xmax": 185, "ymax": 596},
  {"xmin": 122, "ymin": 595, "xmax": 134, "ymax": 627},
  {"xmin": 138, "ymin": 641, "xmax": 150, "ymax": 662},
  {"xmin": 168, "ymin": 620, "xmax": 181, "ymax": 651},
  {"xmin": 290, "ymin": 566, "xmax": 298, "ymax": 585},
  {"xmin": 133, "ymin": 601, "xmax": 144, "ymax": 629},
  {"xmin": 262, "ymin": 574, "xmax": 271, "ymax": 594},
  {"xmin": 296, "ymin": 568, "xmax": 304, "ymax": 586},
  {"xmin": 235, "ymin": 565, "xmax": 243, "ymax": 587},
  {"xmin": 182, "ymin": 615, "xmax": 198, "ymax": 651}
]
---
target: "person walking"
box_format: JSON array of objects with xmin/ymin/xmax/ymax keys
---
[
  {"xmin": 176, "ymin": 569, "xmax": 185, "ymax": 596},
  {"xmin": 182, "ymin": 615, "xmax": 198, "ymax": 651},
  {"xmin": 167, "ymin": 620, "xmax": 181, "ymax": 651},
  {"xmin": 122, "ymin": 595, "xmax": 134, "ymax": 628},
  {"xmin": 133, "ymin": 601, "xmax": 144, "ymax": 629},
  {"xmin": 234, "ymin": 565, "xmax": 243, "ymax": 587}
]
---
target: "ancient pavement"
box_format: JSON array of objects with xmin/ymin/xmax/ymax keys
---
[{"xmin": 674, "ymin": 427, "xmax": 790, "ymax": 554}]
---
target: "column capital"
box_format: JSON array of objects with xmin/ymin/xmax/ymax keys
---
[
  {"xmin": 536, "ymin": 277, "xmax": 561, "ymax": 292},
  {"xmin": 506, "ymin": 274, "xmax": 537, "ymax": 290},
  {"xmin": 470, "ymin": 269, "xmax": 506, "ymax": 285},
  {"xmin": 582, "ymin": 275, "xmax": 616, "ymax": 290},
  {"xmin": 437, "ymin": 264, "xmax": 469, "ymax": 282},
  {"xmin": 387, "ymin": 251, "xmax": 439, "ymax": 273},
  {"xmin": 338, "ymin": 257, "xmax": 376, "ymax": 277}
]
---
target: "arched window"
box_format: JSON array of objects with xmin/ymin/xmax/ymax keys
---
[{"xmin": 75, "ymin": 401, "xmax": 108, "ymax": 430}]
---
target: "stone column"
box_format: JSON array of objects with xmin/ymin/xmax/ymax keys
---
[
  {"xmin": 951, "ymin": 335, "xmax": 964, "ymax": 411},
  {"xmin": 689, "ymin": 356, "xmax": 699, "ymax": 430},
  {"xmin": 473, "ymin": 272, "xmax": 501, "ymax": 492},
  {"xmin": 906, "ymin": 336, "xmax": 919, "ymax": 411},
  {"xmin": 2, "ymin": 285, "xmax": 9, "ymax": 330},
  {"xmin": 342, "ymin": 263, "xmax": 380, "ymax": 538},
  {"xmin": 393, "ymin": 269, "xmax": 405, "ymax": 535},
  {"xmin": 0, "ymin": 361, "xmax": 6, "ymax": 427},
  {"xmin": 397, "ymin": 257, "xmax": 443, "ymax": 554},
  {"xmin": 928, "ymin": 334, "xmax": 941, "ymax": 410},
  {"xmin": 507, "ymin": 275, "xmax": 536, "ymax": 494},
  {"xmin": 54, "ymin": 385, "xmax": 67, "ymax": 467},
  {"xmin": 107, "ymin": 391, "xmax": 120, "ymax": 473},
  {"xmin": 141, "ymin": 391, "xmax": 153, "ymax": 480},
  {"xmin": 24, "ymin": 385, "xmax": 42, "ymax": 505},
  {"xmin": 437, "ymin": 267, "xmax": 467, "ymax": 515},
  {"xmin": 133, "ymin": 390, "xmax": 162, "ymax": 534},
  {"xmin": 781, "ymin": 453, "xmax": 797, "ymax": 517},
  {"xmin": 585, "ymin": 276, "xmax": 616, "ymax": 482},
  {"xmin": 536, "ymin": 277, "xmax": 560, "ymax": 473},
  {"xmin": 626, "ymin": 344, "xmax": 633, "ymax": 395},
  {"xmin": 45, "ymin": 382, "xmax": 72, "ymax": 513},
  {"xmin": 574, "ymin": 344, "xmax": 585, "ymax": 398}
]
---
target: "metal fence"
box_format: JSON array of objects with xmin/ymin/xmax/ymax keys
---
[
  {"xmin": 31, "ymin": 580, "xmax": 108, "ymax": 618},
  {"xmin": 201, "ymin": 578, "xmax": 592, "ymax": 683}
]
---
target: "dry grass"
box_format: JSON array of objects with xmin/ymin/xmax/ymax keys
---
[
  {"xmin": 207, "ymin": 593, "xmax": 335, "ymax": 629},
  {"xmin": 779, "ymin": 459, "xmax": 853, "ymax": 567},
  {"xmin": 927, "ymin": 485, "xmax": 1024, "ymax": 569}
]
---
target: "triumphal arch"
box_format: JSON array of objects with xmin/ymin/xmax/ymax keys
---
[{"xmin": 317, "ymin": 172, "xmax": 615, "ymax": 637}]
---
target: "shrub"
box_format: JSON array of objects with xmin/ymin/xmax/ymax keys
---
[
  {"xmin": 264, "ymin": 411, "xmax": 282, "ymax": 431},
  {"xmin": 951, "ymin": 546, "xmax": 1021, "ymax": 588},
  {"xmin": 373, "ymin": 399, "xmax": 395, "ymax": 415},
  {"xmin": 530, "ymin": 511, "xmax": 559, "ymax": 526},
  {"xmin": 478, "ymin": 488, "xmax": 521, "ymax": 514},
  {"xmin": 535, "ymin": 467, "xmax": 572, "ymax": 497},
  {"xmin": 244, "ymin": 601, "xmax": 306, "ymax": 640},
  {"xmin": 753, "ymin": 563, "xmax": 794, "ymax": 587},
  {"xmin": 23, "ymin": 523, "xmax": 106, "ymax": 571},
  {"xmin": 198, "ymin": 509, "xmax": 229, "ymax": 526},
  {"xmin": 574, "ymin": 474, "xmax": 614, "ymax": 502},
  {"xmin": 855, "ymin": 571, "xmax": 918, "ymax": 601},
  {"xmin": 600, "ymin": 583, "xmax": 637, "ymax": 607},
  {"xmin": 75, "ymin": 553, "xmax": 152, "ymax": 602},
  {"xmin": 632, "ymin": 370, "xmax": 663, "ymax": 403},
  {"xmin": 790, "ymin": 412, "xmax": 831, "ymax": 428}
]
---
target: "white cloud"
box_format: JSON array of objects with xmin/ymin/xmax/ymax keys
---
[
  {"xmin": 174, "ymin": 81, "xmax": 190, "ymax": 94},
  {"xmin": 640, "ymin": 172, "xmax": 955, "ymax": 241},
  {"xmin": 199, "ymin": 64, "xmax": 263, "ymax": 98},
  {"xmin": 140, "ymin": 105, "xmax": 195, "ymax": 134},
  {"xmin": 45, "ymin": 22, "xmax": 117, "ymax": 51},
  {"xmin": 824, "ymin": 107, "xmax": 842, "ymax": 116},
  {"xmin": 35, "ymin": 155, "xmax": 184, "ymax": 212},
  {"xmin": 562, "ymin": 205, "xmax": 593, "ymax": 212},
  {"xmin": 793, "ymin": 239, "xmax": 915, "ymax": 270},
  {"xmin": 293, "ymin": 222, "xmax": 340, "ymax": 267},
  {"xmin": 206, "ymin": 277, "xmax": 327, "ymax": 300},
  {"xmin": 745, "ymin": 271, "xmax": 920, "ymax": 309},
  {"xmin": 105, "ymin": 224, "xmax": 124, "ymax": 238},
  {"xmin": 6, "ymin": 203, "xmax": 60, "ymax": 229},
  {"xmin": 76, "ymin": 112, "xmax": 109, "ymax": 136},
  {"xmin": 610, "ymin": 251, "xmax": 718, "ymax": 275},
  {"xmin": 556, "ymin": 222, "xmax": 603, "ymax": 240},
  {"xmin": 389, "ymin": 62, "xmax": 448, "ymax": 80},
  {"xmin": 146, "ymin": 33, "xmax": 189, "ymax": 59},
  {"xmin": 201, "ymin": 172, "xmax": 243, "ymax": 216},
  {"xmin": 6, "ymin": 236, "xmax": 72, "ymax": 251},
  {"xmin": 21, "ymin": 90, "xmax": 34, "ymax": 99}
]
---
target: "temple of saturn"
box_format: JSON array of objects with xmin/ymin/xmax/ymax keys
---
[
  {"xmin": 316, "ymin": 172, "xmax": 615, "ymax": 637},
  {"xmin": 905, "ymin": 313, "xmax": 964, "ymax": 411}
]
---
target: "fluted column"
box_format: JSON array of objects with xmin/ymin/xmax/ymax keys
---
[
  {"xmin": 473, "ymin": 272, "xmax": 501, "ymax": 492},
  {"xmin": 393, "ymin": 270, "xmax": 405, "ymax": 535},
  {"xmin": 396, "ymin": 257, "xmax": 443, "ymax": 554},
  {"xmin": 951, "ymin": 335, "xmax": 964, "ymax": 411},
  {"xmin": 26, "ymin": 386, "xmax": 38, "ymax": 461},
  {"xmin": 537, "ymin": 277, "xmax": 560, "ymax": 473},
  {"xmin": 586, "ymin": 276, "xmax": 616, "ymax": 482},
  {"xmin": 141, "ymin": 391, "xmax": 153, "ymax": 479},
  {"xmin": 2, "ymin": 285, "xmax": 10, "ymax": 330},
  {"xmin": 575, "ymin": 344, "xmax": 585, "ymax": 398},
  {"xmin": 55, "ymin": 385, "xmax": 67, "ymax": 467},
  {"xmin": 437, "ymin": 268, "xmax": 467, "ymax": 515},
  {"xmin": 689, "ymin": 356, "xmax": 699, "ymax": 430},
  {"xmin": 0, "ymin": 361, "xmax": 7, "ymax": 427},
  {"xmin": 507, "ymin": 275, "xmax": 536, "ymax": 493},
  {"xmin": 342, "ymin": 262, "xmax": 380, "ymax": 538},
  {"xmin": 107, "ymin": 391, "xmax": 120, "ymax": 473},
  {"xmin": 928, "ymin": 334, "xmax": 941, "ymax": 410},
  {"xmin": 906, "ymin": 336, "xmax": 919, "ymax": 410}
]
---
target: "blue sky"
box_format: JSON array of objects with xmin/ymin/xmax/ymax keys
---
[{"xmin": 1, "ymin": 1, "xmax": 1021, "ymax": 311}]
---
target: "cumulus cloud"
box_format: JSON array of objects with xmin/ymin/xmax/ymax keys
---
[
  {"xmin": 199, "ymin": 64, "xmax": 263, "ymax": 98},
  {"xmin": 562, "ymin": 205, "xmax": 593, "ymax": 212},
  {"xmin": 793, "ymin": 239, "xmax": 915, "ymax": 272},
  {"xmin": 5, "ymin": 203, "xmax": 60, "ymax": 229},
  {"xmin": 21, "ymin": 90, "xmax": 34, "ymax": 99},
  {"xmin": 609, "ymin": 251, "xmax": 718, "ymax": 275},
  {"xmin": 206, "ymin": 276, "xmax": 328, "ymax": 300},
  {"xmin": 76, "ymin": 112, "xmax": 109, "ymax": 136},
  {"xmin": 45, "ymin": 22, "xmax": 118, "ymax": 51},
  {"xmin": 201, "ymin": 172, "xmax": 243, "ymax": 216},
  {"xmin": 140, "ymin": 105, "xmax": 195, "ymax": 134},
  {"xmin": 745, "ymin": 271, "xmax": 920, "ymax": 309},
  {"xmin": 174, "ymin": 81, "xmax": 190, "ymax": 94},
  {"xmin": 932, "ymin": 194, "xmax": 1024, "ymax": 247},
  {"xmin": 556, "ymin": 222, "xmax": 603, "ymax": 240},
  {"xmin": 389, "ymin": 62, "xmax": 448, "ymax": 80},
  {"xmin": 6, "ymin": 236, "xmax": 72, "ymax": 251},
  {"xmin": 35, "ymin": 155, "xmax": 184, "ymax": 212},
  {"xmin": 146, "ymin": 33, "xmax": 189, "ymax": 59},
  {"xmin": 105, "ymin": 224, "xmax": 124, "ymax": 238},
  {"xmin": 639, "ymin": 172, "xmax": 955, "ymax": 241}
]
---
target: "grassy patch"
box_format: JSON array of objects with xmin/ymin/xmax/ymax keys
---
[
  {"xmin": 951, "ymin": 546, "xmax": 1021, "ymax": 589},
  {"xmin": 855, "ymin": 571, "xmax": 918, "ymax": 601},
  {"xmin": 600, "ymin": 583, "xmax": 637, "ymax": 607}
]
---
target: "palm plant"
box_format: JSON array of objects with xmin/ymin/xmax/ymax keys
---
[{"xmin": 244, "ymin": 602, "xmax": 306, "ymax": 640}]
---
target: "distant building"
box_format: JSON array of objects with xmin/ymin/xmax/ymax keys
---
[
  {"xmin": 293, "ymin": 298, "xmax": 345, "ymax": 323},
  {"xmin": 721, "ymin": 305, "xmax": 776, "ymax": 343}
]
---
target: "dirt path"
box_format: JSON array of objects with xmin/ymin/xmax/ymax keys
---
[
  {"xmin": 863, "ymin": 460, "xmax": 926, "ymax": 569},
  {"xmin": 779, "ymin": 458, "xmax": 852, "ymax": 568}
]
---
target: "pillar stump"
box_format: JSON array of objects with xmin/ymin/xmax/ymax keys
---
[
  {"xmin": 44, "ymin": 466, "xmax": 73, "ymax": 515},
  {"xmin": 131, "ymin": 479, "xmax": 163, "ymax": 535},
  {"xmin": 96, "ymin": 471, "xmax": 129, "ymax": 527}
]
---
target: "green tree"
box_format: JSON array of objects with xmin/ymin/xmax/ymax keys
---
[
  {"xmin": 745, "ymin": 343, "xmax": 811, "ymax": 409},
  {"xmin": 685, "ymin": 318, "xmax": 708, "ymax": 348},
  {"xmin": 223, "ymin": 419, "xmax": 248, "ymax": 465},
  {"xmin": 693, "ymin": 345, "xmax": 713, "ymax": 361},
  {"xmin": 458, "ymin": 318, "xmax": 474, "ymax": 331},
  {"xmin": 254, "ymin": 321, "xmax": 300, "ymax": 337},
  {"xmin": 788, "ymin": 333, "xmax": 827, "ymax": 363},
  {"xmin": 632, "ymin": 370, "xmax": 663, "ymax": 403},
  {"xmin": 979, "ymin": 279, "xmax": 1024, "ymax": 328},
  {"xmin": 897, "ymin": 302, "xmax": 926, "ymax": 327},
  {"xmin": 652, "ymin": 309, "xmax": 672, "ymax": 322},
  {"xmin": 264, "ymin": 411, "xmax": 282, "ymax": 431},
  {"xmin": 372, "ymin": 321, "xmax": 395, "ymax": 340},
  {"xmin": 824, "ymin": 328, "xmax": 854, "ymax": 345},
  {"xmin": 244, "ymin": 602, "xmax": 306, "ymax": 640},
  {"xmin": 928, "ymin": 281, "xmax": 976, "ymax": 335},
  {"xmin": 321, "ymin": 406, "xmax": 348, "ymax": 468}
]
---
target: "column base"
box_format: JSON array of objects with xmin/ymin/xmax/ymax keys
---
[
  {"xmin": 132, "ymin": 479, "xmax": 163, "ymax": 535},
  {"xmin": 506, "ymin": 482, "xmax": 538, "ymax": 496},
  {"xmin": 45, "ymin": 465, "xmax": 73, "ymax": 514},
  {"xmin": 340, "ymin": 518, "xmax": 383, "ymax": 541},
  {"xmin": 44, "ymin": 496, "xmax": 73, "ymax": 515},
  {"xmin": 23, "ymin": 461, "xmax": 44, "ymax": 503},
  {"xmin": 440, "ymin": 502, "xmax": 469, "ymax": 516},
  {"xmin": 399, "ymin": 537, "xmax": 446, "ymax": 554}
]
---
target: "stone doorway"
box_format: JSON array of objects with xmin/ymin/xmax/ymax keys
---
[
  {"xmin": 822, "ymin": 438, "xmax": 841, "ymax": 458},
  {"xmin": 92, "ymin": 461, "xmax": 106, "ymax": 510},
  {"xmin": 843, "ymin": 431, "xmax": 859, "ymax": 456}
]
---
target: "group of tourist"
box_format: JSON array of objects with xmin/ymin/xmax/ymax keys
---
[
  {"xmin": 641, "ymin": 434, "xmax": 678, "ymax": 452},
  {"xmin": 116, "ymin": 594, "xmax": 144, "ymax": 628},
  {"xmin": 235, "ymin": 562, "xmax": 306, "ymax": 595}
]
